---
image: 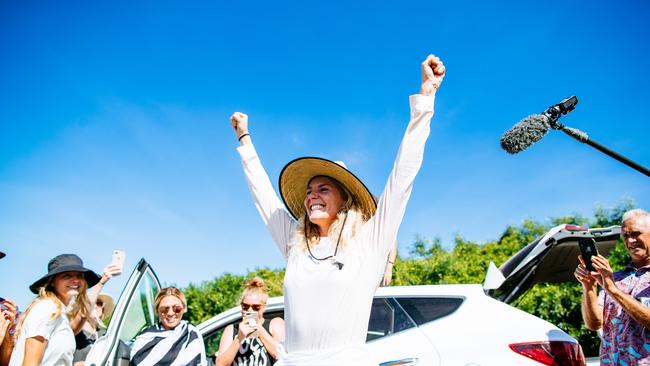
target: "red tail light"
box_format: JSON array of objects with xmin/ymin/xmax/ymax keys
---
[{"xmin": 509, "ymin": 341, "xmax": 585, "ymax": 366}]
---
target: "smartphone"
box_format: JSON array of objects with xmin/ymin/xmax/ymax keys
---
[
  {"xmin": 245, "ymin": 311, "xmax": 258, "ymax": 327},
  {"xmin": 578, "ymin": 238, "xmax": 599, "ymax": 272},
  {"xmin": 111, "ymin": 250, "xmax": 126, "ymax": 273}
]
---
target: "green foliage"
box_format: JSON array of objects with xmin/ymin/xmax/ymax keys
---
[
  {"xmin": 182, "ymin": 200, "xmax": 636, "ymax": 357},
  {"xmin": 184, "ymin": 268, "xmax": 286, "ymax": 325}
]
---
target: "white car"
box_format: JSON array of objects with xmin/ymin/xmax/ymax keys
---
[{"xmin": 84, "ymin": 224, "xmax": 620, "ymax": 366}]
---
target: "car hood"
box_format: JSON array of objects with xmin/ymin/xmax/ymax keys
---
[{"xmin": 484, "ymin": 224, "xmax": 621, "ymax": 304}]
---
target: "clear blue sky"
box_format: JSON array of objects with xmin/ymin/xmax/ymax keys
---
[{"xmin": 1, "ymin": 1, "xmax": 648, "ymax": 309}]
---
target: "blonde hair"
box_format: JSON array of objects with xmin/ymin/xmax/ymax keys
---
[
  {"xmin": 14, "ymin": 274, "xmax": 94, "ymax": 341},
  {"xmin": 154, "ymin": 287, "xmax": 187, "ymax": 312},
  {"xmin": 240, "ymin": 277, "xmax": 269, "ymax": 304}
]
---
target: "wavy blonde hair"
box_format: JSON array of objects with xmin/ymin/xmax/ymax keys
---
[
  {"xmin": 13, "ymin": 274, "xmax": 94, "ymax": 341},
  {"xmin": 289, "ymin": 175, "xmax": 367, "ymax": 254}
]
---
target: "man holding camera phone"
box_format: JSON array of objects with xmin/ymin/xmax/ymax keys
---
[{"xmin": 575, "ymin": 209, "xmax": 650, "ymax": 365}]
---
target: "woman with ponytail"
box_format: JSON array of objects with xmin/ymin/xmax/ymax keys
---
[
  {"xmin": 229, "ymin": 54, "xmax": 446, "ymax": 365},
  {"xmin": 9, "ymin": 254, "xmax": 99, "ymax": 366}
]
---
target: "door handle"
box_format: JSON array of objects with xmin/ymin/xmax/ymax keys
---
[{"xmin": 379, "ymin": 358, "xmax": 419, "ymax": 366}]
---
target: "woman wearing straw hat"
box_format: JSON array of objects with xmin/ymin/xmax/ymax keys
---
[
  {"xmin": 229, "ymin": 54, "xmax": 445, "ymax": 365},
  {"xmin": 9, "ymin": 254, "xmax": 100, "ymax": 366}
]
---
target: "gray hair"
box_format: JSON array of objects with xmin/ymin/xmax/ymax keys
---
[{"xmin": 622, "ymin": 209, "xmax": 650, "ymax": 225}]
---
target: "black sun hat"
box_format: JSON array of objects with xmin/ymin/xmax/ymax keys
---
[
  {"xmin": 29, "ymin": 254, "xmax": 101, "ymax": 294},
  {"xmin": 279, "ymin": 157, "xmax": 376, "ymax": 220}
]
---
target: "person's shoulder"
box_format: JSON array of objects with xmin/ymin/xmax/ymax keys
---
[{"xmin": 29, "ymin": 298, "xmax": 60, "ymax": 316}]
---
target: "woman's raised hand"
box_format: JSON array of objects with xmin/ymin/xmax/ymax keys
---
[
  {"xmin": 230, "ymin": 112, "xmax": 251, "ymax": 145},
  {"xmin": 420, "ymin": 54, "xmax": 446, "ymax": 97}
]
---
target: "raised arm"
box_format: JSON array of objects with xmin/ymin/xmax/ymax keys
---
[
  {"xmin": 368, "ymin": 54, "xmax": 446, "ymax": 263},
  {"xmin": 230, "ymin": 112, "xmax": 298, "ymax": 257}
]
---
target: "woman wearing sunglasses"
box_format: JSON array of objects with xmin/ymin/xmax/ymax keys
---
[
  {"xmin": 216, "ymin": 277, "xmax": 285, "ymax": 366},
  {"xmin": 130, "ymin": 287, "xmax": 206, "ymax": 366},
  {"xmin": 229, "ymin": 54, "xmax": 445, "ymax": 365}
]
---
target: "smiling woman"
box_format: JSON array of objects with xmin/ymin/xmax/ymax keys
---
[
  {"xmin": 130, "ymin": 287, "xmax": 207, "ymax": 366},
  {"xmin": 8, "ymin": 254, "xmax": 100, "ymax": 366},
  {"xmin": 229, "ymin": 54, "xmax": 446, "ymax": 365}
]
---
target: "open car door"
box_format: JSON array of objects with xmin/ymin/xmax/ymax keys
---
[
  {"xmin": 85, "ymin": 258, "xmax": 161, "ymax": 366},
  {"xmin": 484, "ymin": 224, "xmax": 621, "ymax": 304}
]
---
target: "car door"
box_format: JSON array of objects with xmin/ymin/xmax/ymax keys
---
[
  {"xmin": 365, "ymin": 297, "xmax": 441, "ymax": 366},
  {"xmin": 85, "ymin": 258, "xmax": 162, "ymax": 366}
]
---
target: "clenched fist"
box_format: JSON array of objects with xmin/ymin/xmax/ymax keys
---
[
  {"xmin": 230, "ymin": 112, "xmax": 250, "ymax": 144},
  {"xmin": 420, "ymin": 54, "xmax": 446, "ymax": 96}
]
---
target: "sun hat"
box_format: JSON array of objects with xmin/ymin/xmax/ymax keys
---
[
  {"xmin": 97, "ymin": 293, "xmax": 115, "ymax": 322},
  {"xmin": 279, "ymin": 157, "xmax": 376, "ymax": 220},
  {"xmin": 29, "ymin": 254, "xmax": 101, "ymax": 294}
]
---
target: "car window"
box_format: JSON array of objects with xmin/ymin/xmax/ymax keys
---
[
  {"xmin": 395, "ymin": 296, "xmax": 464, "ymax": 326},
  {"xmin": 117, "ymin": 270, "xmax": 159, "ymax": 345},
  {"xmin": 367, "ymin": 298, "xmax": 416, "ymax": 342}
]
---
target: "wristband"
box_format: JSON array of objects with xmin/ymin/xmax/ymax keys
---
[{"xmin": 238, "ymin": 133, "xmax": 250, "ymax": 141}]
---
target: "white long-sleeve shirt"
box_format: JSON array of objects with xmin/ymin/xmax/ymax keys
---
[{"xmin": 237, "ymin": 94, "xmax": 435, "ymax": 365}]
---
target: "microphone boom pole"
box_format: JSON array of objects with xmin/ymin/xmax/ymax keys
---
[{"xmin": 552, "ymin": 120, "xmax": 650, "ymax": 178}]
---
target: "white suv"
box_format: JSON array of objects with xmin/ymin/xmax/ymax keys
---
[{"xmin": 84, "ymin": 224, "xmax": 620, "ymax": 366}]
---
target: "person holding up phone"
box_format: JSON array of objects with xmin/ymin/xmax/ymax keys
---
[
  {"xmin": 574, "ymin": 209, "xmax": 650, "ymax": 365},
  {"xmin": 216, "ymin": 277, "xmax": 285, "ymax": 366},
  {"xmin": 0, "ymin": 251, "xmax": 19, "ymax": 366}
]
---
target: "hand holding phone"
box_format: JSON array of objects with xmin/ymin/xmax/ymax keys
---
[
  {"xmin": 578, "ymin": 238, "xmax": 599, "ymax": 272},
  {"xmin": 245, "ymin": 311, "xmax": 258, "ymax": 327},
  {"xmin": 110, "ymin": 250, "xmax": 126, "ymax": 274}
]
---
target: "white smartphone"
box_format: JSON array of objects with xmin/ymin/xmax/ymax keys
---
[
  {"xmin": 245, "ymin": 311, "xmax": 258, "ymax": 326},
  {"xmin": 111, "ymin": 250, "xmax": 126, "ymax": 273}
]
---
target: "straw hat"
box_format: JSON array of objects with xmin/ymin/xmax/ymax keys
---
[
  {"xmin": 29, "ymin": 254, "xmax": 101, "ymax": 294},
  {"xmin": 279, "ymin": 157, "xmax": 376, "ymax": 220},
  {"xmin": 97, "ymin": 293, "xmax": 115, "ymax": 323}
]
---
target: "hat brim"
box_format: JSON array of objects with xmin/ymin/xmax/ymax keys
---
[
  {"xmin": 97, "ymin": 293, "xmax": 116, "ymax": 322},
  {"xmin": 279, "ymin": 157, "xmax": 376, "ymax": 220},
  {"xmin": 29, "ymin": 265, "xmax": 102, "ymax": 294}
]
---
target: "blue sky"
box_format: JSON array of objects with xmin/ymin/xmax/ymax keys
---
[{"xmin": 1, "ymin": 1, "xmax": 648, "ymax": 309}]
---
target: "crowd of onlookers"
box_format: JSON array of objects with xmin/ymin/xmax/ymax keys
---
[{"xmin": 0, "ymin": 250, "xmax": 287, "ymax": 366}]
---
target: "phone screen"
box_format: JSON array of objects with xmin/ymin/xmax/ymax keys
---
[{"xmin": 578, "ymin": 238, "xmax": 598, "ymax": 272}]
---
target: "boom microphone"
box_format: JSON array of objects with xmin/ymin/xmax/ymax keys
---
[
  {"xmin": 500, "ymin": 95, "xmax": 650, "ymax": 177},
  {"xmin": 500, "ymin": 96, "xmax": 578, "ymax": 154},
  {"xmin": 500, "ymin": 114, "xmax": 550, "ymax": 154}
]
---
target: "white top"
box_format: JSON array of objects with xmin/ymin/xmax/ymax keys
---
[
  {"xmin": 238, "ymin": 94, "xmax": 435, "ymax": 365},
  {"xmin": 9, "ymin": 299, "xmax": 75, "ymax": 366}
]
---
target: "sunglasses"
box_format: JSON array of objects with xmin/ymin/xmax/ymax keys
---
[
  {"xmin": 241, "ymin": 303, "xmax": 263, "ymax": 311},
  {"xmin": 159, "ymin": 305, "xmax": 183, "ymax": 315}
]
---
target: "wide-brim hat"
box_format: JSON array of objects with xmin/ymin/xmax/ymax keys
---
[
  {"xmin": 97, "ymin": 293, "xmax": 115, "ymax": 322},
  {"xmin": 279, "ymin": 157, "xmax": 376, "ymax": 220},
  {"xmin": 29, "ymin": 254, "xmax": 101, "ymax": 294}
]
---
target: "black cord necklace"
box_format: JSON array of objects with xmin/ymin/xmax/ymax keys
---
[{"xmin": 306, "ymin": 211, "xmax": 348, "ymax": 270}]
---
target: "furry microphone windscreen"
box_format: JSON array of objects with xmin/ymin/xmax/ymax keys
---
[{"xmin": 500, "ymin": 114, "xmax": 551, "ymax": 154}]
